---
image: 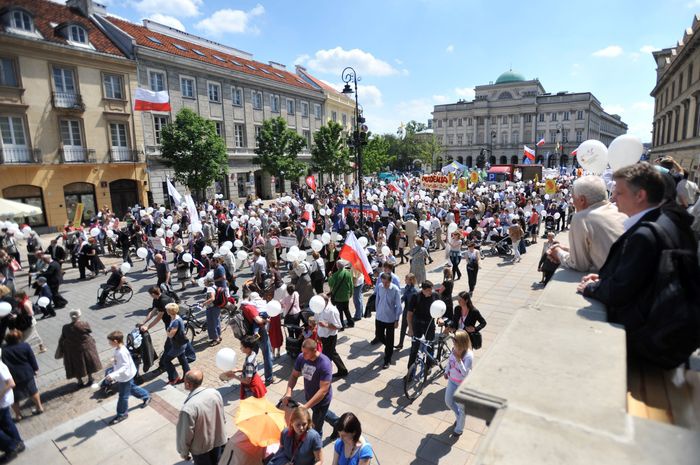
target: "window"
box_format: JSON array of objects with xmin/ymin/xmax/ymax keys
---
[
  {"xmin": 234, "ymin": 124, "xmax": 244, "ymax": 147},
  {"xmin": 147, "ymin": 36, "xmax": 162, "ymax": 45},
  {"xmin": 231, "ymin": 60, "xmax": 242, "ymax": 67},
  {"xmin": 270, "ymin": 95, "xmax": 280, "ymax": 112},
  {"xmin": 103, "ymin": 74, "xmax": 123, "ymax": 99},
  {"xmin": 457, "ymin": 135, "xmax": 463, "ymax": 145},
  {"xmin": 232, "ymin": 87, "xmax": 243, "ymax": 106},
  {"xmin": 688, "ymin": 64, "xmax": 694, "ymax": 86},
  {"xmin": 261, "ymin": 68, "xmax": 272, "ymax": 75},
  {"xmin": 576, "ymin": 129, "xmax": 583, "ymax": 143},
  {"xmin": 448, "ymin": 119, "xmax": 454, "ymax": 127},
  {"xmin": 0, "ymin": 116, "xmax": 27, "ymax": 148},
  {"xmin": 537, "ymin": 131, "xmax": 545, "ymax": 142},
  {"xmin": 458, "ymin": 118, "xmax": 463, "ymax": 127},
  {"xmin": 577, "ymin": 110, "xmax": 584, "ymax": 120},
  {"xmin": 332, "ymin": 111, "xmax": 337, "ymax": 122},
  {"xmin": 252, "ymin": 91, "xmax": 263, "ymax": 110},
  {"xmin": 180, "ymin": 77, "xmax": 195, "ymax": 98},
  {"xmin": 246, "ymin": 64, "xmax": 256, "ymax": 70},
  {"xmin": 11, "ymin": 10, "xmax": 32, "ymax": 31},
  {"xmin": 153, "ymin": 115, "xmax": 169, "ymax": 145},
  {"xmin": 213, "ymin": 55, "xmax": 226, "ymax": 62},
  {"xmin": 512, "ymin": 131, "xmax": 519, "ymax": 143},
  {"xmin": 286, "ymin": 99, "xmax": 295, "ymax": 115},
  {"xmin": 303, "ymin": 130, "xmax": 311, "ymax": 147},
  {"xmin": 109, "ymin": 122, "xmax": 128, "ymax": 153},
  {"xmin": 342, "ymin": 114, "xmax": 347, "ymax": 127},
  {"xmin": 501, "ymin": 132, "xmax": 508, "ymax": 144},
  {"xmin": 53, "ymin": 66, "xmax": 75, "ymax": 93},
  {"xmin": 550, "ymin": 112, "xmax": 557, "ymax": 122},
  {"xmin": 208, "ymin": 82, "xmax": 221, "ymax": 102},
  {"xmin": 512, "ymin": 115, "xmax": 520, "ymax": 123},
  {"xmin": 563, "ymin": 111, "xmax": 569, "ymax": 121},
  {"xmin": 173, "ymin": 43, "xmax": 187, "ymax": 51},
  {"xmin": 254, "ymin": 126, "xmax": 262, "ymax": 147},
  {"xmin": 467, "ymin": 117, "xmax": 473, "ymax": 126},
  {"xmin": 549, "ymin": 130, "xmax": 557, "ymax": 143},
  {"xmin": 314, "ymin": 104, "xmax": 322, "ymax": 119},
  {"xmin": 213, "ymin": 121, "xmax": 223, "ymax": 137},
  {"xmin": 466, "ymin": 135, "xmax": 473, "ymax": 146},
  {"xmin": 447, "ymin": 135, "xmax": 454, "ymax": 145},
  {"xmin": 192, "ymin": 49, "xmax": 206, "ymax": 57},
  {"xmin": 538, "ymin": 113, "xmax": 545, "ymax": 122},
  {"xmin": 562, "ymin": 129, "xmax": 569, "ymax": 143},
  {"xmin": 437, "ymin": 120, "xmax": 442, "ymax": 128},
  {"xmin": 301, "ymin": 101, "xmax": 309, "ymax": 117},
  {"xmin": 525, "ymin": 114, "xmax": 532, "ymax": 123},
  {"xmin": 149, "ymin": 70, "xmax": 165, "ymax": 92},
  {"xmin": 490, "ymin": 117, "xmax": 496, "ymax": 125},
  {"xmin": 60, "ymin": 119, "xmax": 82, "ymax": 147},
  {"xmin": 68, "ymin": 25, "xmax": 87, "ymax": 44},
  {"xmin": 0, "ymin": 58, "xmax": 18, "ymax": 87}
]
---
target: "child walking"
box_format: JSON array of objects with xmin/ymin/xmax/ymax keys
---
[
  {"xmin": 444, "ymin": 330, "xmax": 473, "ymax": 436},
  {"xmin": 219, "ymin": 336, "xmax": 267, "ymax": 399},
  {"xmin": 105, "ymin": 330, "xmax": 151, "ymax": 425}
]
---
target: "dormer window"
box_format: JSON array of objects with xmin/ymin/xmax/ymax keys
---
[
  {"xmin": 11, "ymin": 10, "xmax": 33, "ymax": 31},
  {"xmin": 68, "ymin": 25, "xmax": 87, "ymax": 44}
]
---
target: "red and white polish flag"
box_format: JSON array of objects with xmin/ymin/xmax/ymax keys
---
[
  {"xmin": 134, "ymin": 88, "xmax": 171, "ymax": 111},
  {"xmin": 388, "ymin": 181, "xmax": 404, "ymax": 195},
  {"xmin": 339, "ymin": 231, "xmax": 373, "ymax": 284},
  {"xmin": 536, "ymin": 138, "xmax": 546, "ymax": 147},
  {"xmin": 523, "ymin": 145, "xmax": 536, "ymax": 161}
]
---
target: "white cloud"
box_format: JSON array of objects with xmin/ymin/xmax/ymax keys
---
[
  {"xmin": 320, "ymin": 79, "xmax": 384, "ymax": 107},
  {"xmin": 687, "ymin": 0, "xmax": 700, "ymax": 8},
  {"xmin": 196, "ymin": 4, "xmax": 265, "ymax": 36},
  {"xmin": 394, "ymin": 58, "xmax": 403, "ymax": 65},
  {"xmin": 433, "ymin": 95, "xmax": 450, "ymax": 103},
  {"xmin": 592, "ymin": 45, "xmax": 624, "ymax": 58},
  {"xmin": 455, "ymin": 86, "xmax": 475, "ymax": 100},
  {"xmin": 299, "ymin": 47, "xmax": 399, "ymax": 77},
  {"xmin": 134, "ymin": 0, "xmax": 202, "ymax": 17},
  {"xmin": 293, "ymin": 54, "xmax": 310, "ymax": 66},
  {"xmin": 640, "ymin": 45, "xmax": 658, "ymax": 54},
  {"xmin": 149, "ymin": 14, "xmax": 186, "ymax": 31},
  {"xmin": 445, "ymin": 44, "xmax": 454, "ymax": 53}
]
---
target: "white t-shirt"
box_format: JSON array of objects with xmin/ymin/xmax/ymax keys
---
[
  {"xmin": 317, "ymin": 304, "xmax": 342, "ymax": 338},
  {"xmin": 0, "ymin": 361, "xmax": 14, "ymax": 408}
]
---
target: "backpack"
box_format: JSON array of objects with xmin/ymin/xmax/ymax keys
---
[
  {"xmin": 628, "ymin": 217, "xmax": 700, "ymax": 369},
  {"xmin": 230, "ymin": 304, "xmax": 254, "ymax": 340},
  {"xmin": 213, "ymin": 287, "xmax": 228, "ymax": 309}
]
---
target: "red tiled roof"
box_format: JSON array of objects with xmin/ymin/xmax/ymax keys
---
[
  {"xmin": 297, "ymin": 67, "xmax": 354, "ymax": 104},
  {"xmin": 107, "ymin": 17, "xmax": 321, "ymax": 92},
  {"xmin": 0, "ymin": 0, "xmax": 124, "ymax": 57}
]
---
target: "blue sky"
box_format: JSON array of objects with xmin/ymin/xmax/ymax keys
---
[{"xmin": 101, "ymin": 0, "xmax": 700, "ymax": 142}]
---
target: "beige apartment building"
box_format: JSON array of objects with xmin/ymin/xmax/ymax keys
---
[
  {"xmin": 650, "ymin": 15, "xmax": 700, "ymax": 183},
  {"xmin": 0, "ymin": 0, "xmax": 147, "ymax": 230}
]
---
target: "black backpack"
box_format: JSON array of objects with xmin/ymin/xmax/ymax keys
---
[{"xmin": 628, "ymin": 217, "xmax": 700, "ymax": 369}]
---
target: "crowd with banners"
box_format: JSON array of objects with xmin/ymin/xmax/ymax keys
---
[{"xmin": 0, "ymin": 132, "xmax": 698, "ymax": 463}]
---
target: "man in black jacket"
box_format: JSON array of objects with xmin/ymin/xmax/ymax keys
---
[
  {"xmin": 39, "ymin": 255, "xmax": 66, "ymax": 309},
  {"xmin": 406, "ymin": 280, "xmax": 439, "ymax": 370}
]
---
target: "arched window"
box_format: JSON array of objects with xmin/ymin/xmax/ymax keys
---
[
  {"xmin": 510, "ymin": 155, "xmax": 519, "ymax": 165},
  {"xmin": 2, "ymin": 185, "xmax": 46, "ymax": 226},
  {"xmin": 560, "ymin": 154, "xmax": 569, "ymax": 167},
  {"xmin": 498, "ymin": 91, "xmax": 513, "ymax": 100},
  {"xmin": 63, "ymin": 182, "xmax": 96, "ymax": 225},
  {"xmin": 536, "ymin": 155, "xmax": 544, "ymax": 165},
  {"xmin": 11, "ymin": 10, "xmax": 33, "ymax": 32},
  {"xmin": 457, "ymin": 156, "xmax": 464, "ymax": 164},
  {"xmin": 488, "ymin": 156, "xmax": 496, "ymax": 165},
  {"xmin": 499, "ymin": 156, "xmax": 508, "ymax": 164}
]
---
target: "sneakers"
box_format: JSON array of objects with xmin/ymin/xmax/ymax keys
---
[
  {"xmin": 142, "ymin": 397, "xmax": 152, "ymax": 409},
  {"xmin": 369, "ymin": 339, "xmax": 381, "ymax": 345},
  {"xmin": 109, "ymin": 415, "xmax": 128, "ymax": 425},
  {"xmin": 382, "ymin": 363, "xmax": 390, "ymax": 369},
  {"xmin": 332, "ymin": 370, "xmax": 348, "ymax": 380}
]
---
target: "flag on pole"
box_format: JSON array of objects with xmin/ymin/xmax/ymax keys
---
[
  {"xmin": 339, "ymin": 231, "xmax": 373, "ymax": 284},
  {"xmin": 166, "ymin": 178, "xmax": 182, "ymax": 207},
  {"xmin": 523, "ymin": 145, "xmax": 536, "ymax": 161},
  {"xmin": 570, "ymin": 149, "xmax": 578, "ymax": 156},
  {"xmin": 388, "ymin": 181, "xmax": 403, "ymax": 195},
  {"xmin": 536, "ymin": 138, "xmax": 545, "ymax": 147},
  {"xmin": 133, "ymin": 88, "xmax": 171, "ymax": 111},
  {"xmin": 305, "ymin": 175, "xmax": 317, "ymax": 192},
  {"xmin": 302, "ymin": 211, "xmax": 315, "ymax": 232},
  {"xmin": 184, "ymin": 194, "xmax": 201, "ymax": 226}
]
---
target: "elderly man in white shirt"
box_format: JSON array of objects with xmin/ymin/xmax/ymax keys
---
[{"xmin": 548, "ymin": 176, "xmax": 627, "ymax": 272}]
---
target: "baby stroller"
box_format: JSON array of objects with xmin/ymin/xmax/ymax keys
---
[
  {"xmin": 543, "ymin": 215, "xmax": 556, "ymax": 237},
  {"xmin": 283, "ymin": 310, "xmax": 313, "ymax": 359},
  {"xmin": 97, "ymin": 326, "xmax": 157, "ymax": 395},
  {"xmin": 479, "ymin": 236, "xmax": 513, "ymax": 259}
]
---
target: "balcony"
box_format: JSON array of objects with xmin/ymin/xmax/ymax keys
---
[
  {"xmin": 109, "ymin": 148, "xmax": 142, "ymax": 163},
  {"xmin": 52, "ymin": 92, "xmax": 84, "ymax": 112},
  {"xmin": 59, "ymin": 147, "xmax": 95, "ymax": 163},
  {"xmin": 0, "ymin": 147, "xmax": 40, "ymax": 164}
]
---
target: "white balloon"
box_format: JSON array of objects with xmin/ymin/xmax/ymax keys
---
[
  {"xmin": 447, "ymin": 223, "xmax": 458, "ymax": 233},
  {"xmin": 321, "ymin": 233, "xmax": 331, "ymax": 245},
  {"xmin": 309, "ymin": 295, "xmax": 326, "ymax": 314},
  {"xmin": 191, "ymin": 223, "xmax": 202, "ymax": 234},
  {"xmin": 305, "ymin": 204, "xmax": 314, "ymax": 213},
  {"xmin": 171, "ymin": 224, "xmax": 180, "ymax": 232},
  {"xmin": 311, "ymin": 240, "xmax": 323, "ymax": 252},
  {"xmin": 608, "ymin": 134, "xmax": 643, "ymax": 171},
  {"xmin": 381, "ymin": 245, "xmax": 391, "ymax": 257},
  {"xmin": 215, "ymin": 348, "xmax": 237, "ymax": 371},
  {"xmin": 430, "ymin": 300, "xmax": 447, "ymax": 318},
  {"xmin": 90, "ymin": 227, "xmax": 101, "ymax": 237},
  {"xmin": 576, "ymin": 139, "xmax": 609, "ymax": 174},
  {"xmin": 358, "ymin": 237, "xmax": 368, "ymax": 248},
  {"xmin": 166, "ymin": 230, "xmax": 174, "ymax": 238},
  {"xmin": 233, "ymin": 240, "xmax": 243, "ymax": 249},
  {"xmin": 120, "ymin": 262, "xmax": 131, "ymax": 274},
  {"xmin": 371, "ymin": 205, "xmax": 379, "ymax": 212},
  {"xmin": 554, "ymin": 212, "xmax": 561, "ymax": 220},
  {"xmin": 197, "ymin": 277, "xmax": 206, "ymax": 288},
  {"xmin": 289, "ymin": 246, "xmax": 300, "ymax": 255},
  {"xmin": 155, "ymin": 228, "xmax": 164, "ymax": 237},
  {"xmin": 219, "ymin": 245, "xmax": 231, "ymax": 254},
  {"xmin": 202, "ymin": 245, "xmax": 213, "ymax": 255},
  {"xmin": 466, "ymin": 227, "xmax": 473, "ymax": 234},
  {"xmin": 182, "ymin": 253, "xmax": 193, "ymax": 263},
  {"xmin": 37, "ymin": 297, "xmax": 50, "ymax": 308},
  {"xmin": 146, "ymin": 207, "xmax": 154, "ymax": 214},
  {"xmin": 206, "ymin": 270, "xmax": 214, "ymax": 279},
  {"xmin": 159, "ymin": 206, "xmax": 166, "ymax": 213},
  {"xmin": 236, "ymin": 250, "xmax": 248, "ymax": 261},
  {"xmin": 0, "ymin": 302, "xmax": 10, "ymax": 317},
  {"xmin": 265, "ymin": 300, "xmax": 282, "ymax": 317},
  {"xmin": 136, "ymin": 247, "xmax": 148, "ymax": 259},
  {"xmin": 21, "ymin": 226, "xmax": 31, "ymax": 234}
]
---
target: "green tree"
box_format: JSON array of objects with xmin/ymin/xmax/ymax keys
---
[
  {"xmin": 311, "ymin": 121, "xmax": 352, "ymax": 181},
  {"xmin": 253, "ymin": 117, "xmax": 307, "ymax": 181},
  {"xmin": 362, "ymin": 135, "xmax": 395, "ymax": 175},
  {"xmin": 160, "ymin": 108, "xmax": 228, "ymax": 194},
  {"xmin": 417, "ymin": 134, "xmax": 443, "ymax": 170}
]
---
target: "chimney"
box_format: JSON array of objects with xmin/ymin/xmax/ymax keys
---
[{"xmin": 66, "ymin": 0, "xmax": 107, "ymax": 17}]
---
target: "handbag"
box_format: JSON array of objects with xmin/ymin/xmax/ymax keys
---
[
  {"xmin": 54, "ymin": 335, "xmax": 64, "ymax": 359},
  {"xmin": 469, "ymin": 331, "xmax": 482, "ymax": 350}
]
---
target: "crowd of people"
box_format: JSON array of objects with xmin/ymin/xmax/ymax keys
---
[{"xmin": 0, "ymin": 154, "xmax": 697, "ymax": 463}]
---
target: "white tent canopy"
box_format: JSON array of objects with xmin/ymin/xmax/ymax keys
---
[
  {"xmin": 0, "ymin": 198, "xmax": 43, "ymax": 218},
  {"xmin": 441, "ymin": 160, "xmax": 467, "ymax": 174}
]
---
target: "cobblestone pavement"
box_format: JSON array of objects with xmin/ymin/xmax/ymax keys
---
[{"xmin": 11, "ymin": 230, "xmax": 569, "ymax": 464}]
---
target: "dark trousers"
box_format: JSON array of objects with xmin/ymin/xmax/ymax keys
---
[
  {"xmin": 335, "ymin": 301, "xmax": 353, "ymax": 328},
  {"xmin": 0, "ymin": 407, "xmax": 21, "ymax": 453},
  {"xmin": 449, "ymin": 253, "xmax": 462, "ymax": 279},
  {"xmin": 122, "ymin": 247, "xmax": 133, "ymax": 266},
  {"xmin": 98, "ymin": 286, "xmax": 112, "ymax": 304},
  {"xmin": 78, "ymin": 257, "xmax": 89, "ymax": 279},
  {"xmin": 407, "ymin": 322, "xmax": 435, "ymax": 369},
  {"xmin": 467, "ymin": 267, "xmax": 478, "ymax": 293},
  {"xmin": 396, "ymin": 307, "xmax": 409, "ymax": 348},
  {"xmin": 193, "ymin": 445, "xmax": 224, "ymax": 465},
  {"xmin": 375, "ymin": 320, "xmax": 396, "ymax": 364},
  {"xmin": 310, "ymin": 403, "xmax": 339, "ymax": 437},
  {"xmin": 320, "ymin": 335, "xmax": 347, "ymax": 374}
]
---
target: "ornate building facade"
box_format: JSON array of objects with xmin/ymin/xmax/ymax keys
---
[{"xmin": 432, "ymin": 70, "xmax": 627, "ymax": 170}]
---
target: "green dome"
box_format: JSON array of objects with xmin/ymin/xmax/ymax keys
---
[{"xmin": 495, "ymin": 70, "xmax": 526, "ymax": 84}]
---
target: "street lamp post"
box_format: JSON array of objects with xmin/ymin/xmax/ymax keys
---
[
  {"xmin": 341, "ymin": 66, "xmax": 365, "ymax": 229},
  {"xmin": 556, "ymin": 123, "xmax": 563, "ymax": 168}
]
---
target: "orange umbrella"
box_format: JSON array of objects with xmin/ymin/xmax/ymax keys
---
[{"xmin": 235, "ymin": 397, "xmax": 286, "ymax": 447}]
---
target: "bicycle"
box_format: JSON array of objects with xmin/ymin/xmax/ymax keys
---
[
  {"xmin": 182, "ymin": 303, "xmax": 208, "ymax": 343},
  {"xmin": 404, "ymin": 321, "xmax": 454, "ymax": 402},
  {"xmin": 95, "ymin": 283, "xmax": 134, "ymax": 305}
]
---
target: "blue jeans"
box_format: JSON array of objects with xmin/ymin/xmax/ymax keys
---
[
  {"xmin": 444, "ymin": 379, "xmax": 465, "ymax": 433},
  {"xmin": 257, "ymin": 327, "xmax": 274, "ymax": 383},
  {"xmin": 311, "ymin": 402, "xmax": 339, "ymax": 437},
  {"xmin": 353, "ymin": 285, "xmax": 364, "ymax": 320},
  {"xmin": 163, "ymin": 343, "xmax": 190, "ymax": 382},
  {"xmin": 145, "ymin": 250, "xmax": 155, "ymax": 268},
  {"xmin": 116, "ymin": 378, "xmax": 150, "ymax": 417},
  {"xmin": 0, "ymin": 407, "xmax": 21, "ymax": 453},
  {"xmin": 206, "ymin": 306, "xmax": 221, "ymax": 341}
]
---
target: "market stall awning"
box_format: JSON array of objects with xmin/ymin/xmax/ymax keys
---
[
  {"xmin": 0, "ymin": 198, "xmax": 43, "ymax": 218},
  {"xmin": 487, "ymin": 166, "xmax": 512, "ymax": 174},
  {"xmin": 441, "ymin": 161, "xmax": 467, "ymax": 174}
]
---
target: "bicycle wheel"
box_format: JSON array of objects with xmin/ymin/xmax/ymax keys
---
[
  {"xmin": 113, "ymin": 286, "xmax": 133, "ymax": 304},
  {"xmin": 186, "ymin": 323, "xmax": 196, "ymax": 343},
  {"xmin": 404, "ymin": 357, "xmax": 427, "ymax": 401},
  {"xmin": 438, "ymin": 336, "xmax": 454, "ymax": 371}
]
